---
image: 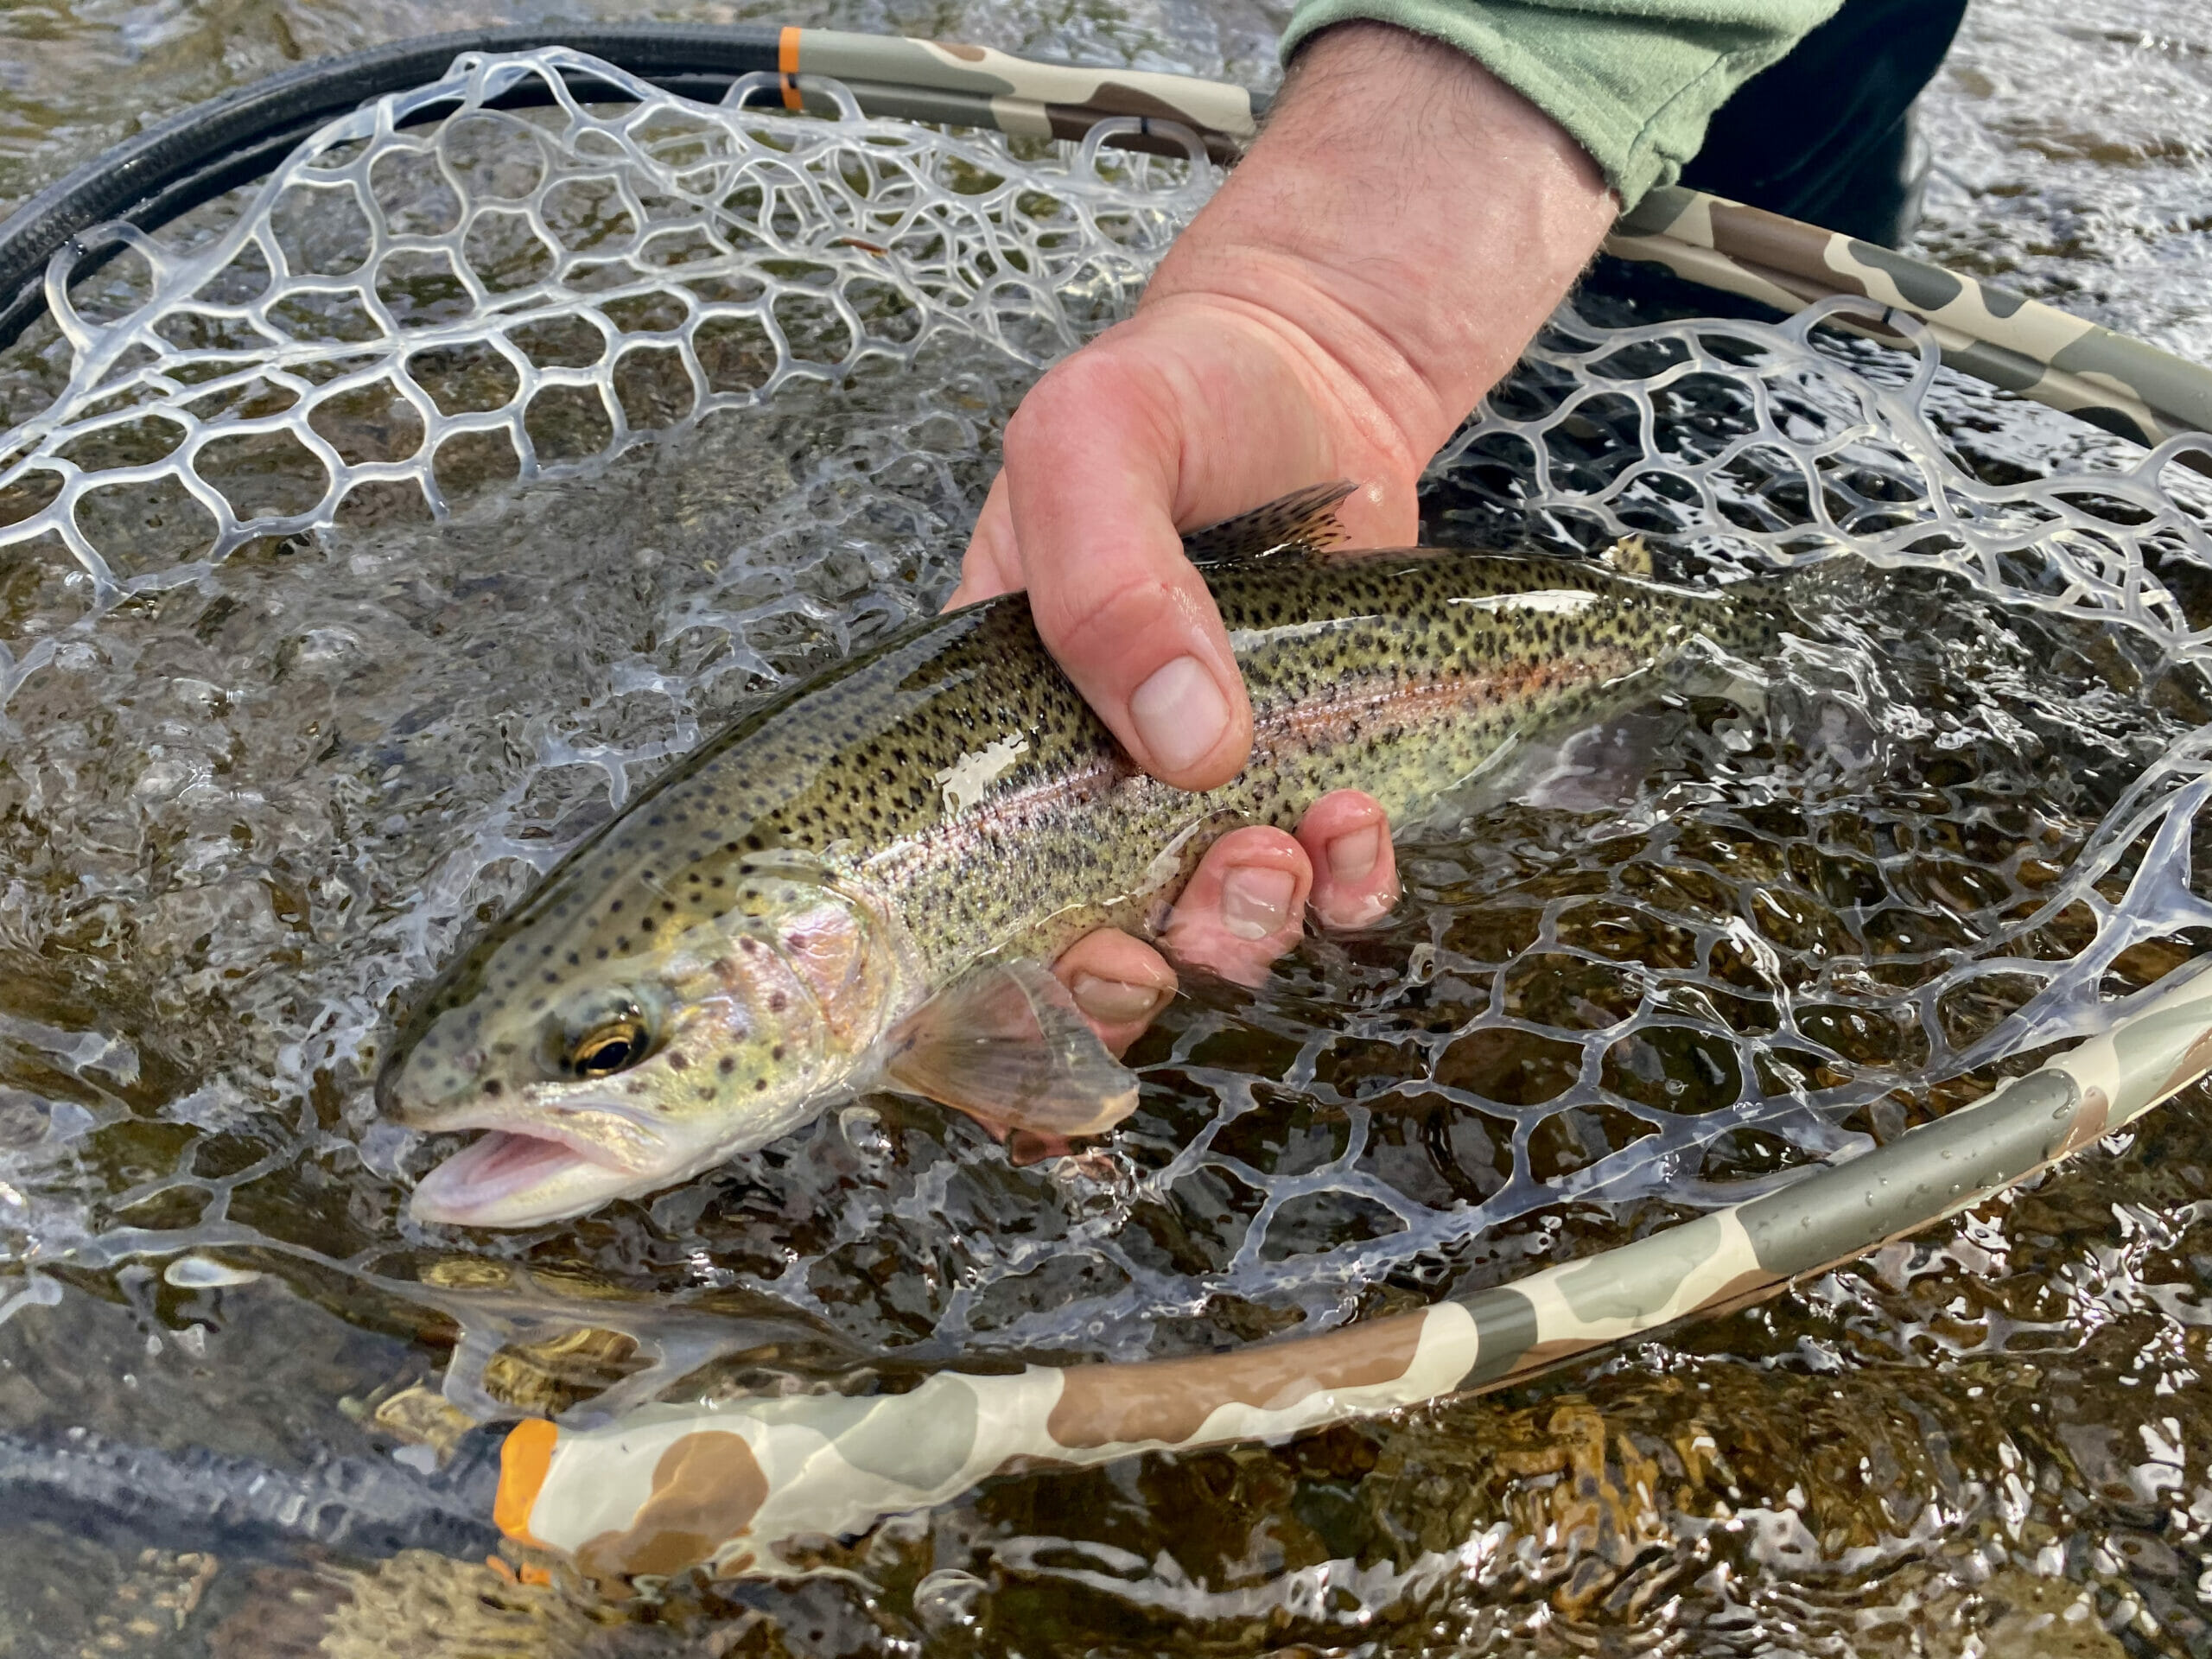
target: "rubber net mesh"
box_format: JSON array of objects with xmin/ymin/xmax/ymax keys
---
[
  {"xmin": 0, "ymin": 48, "xmax": 1188, "ymax": 605},
  {"xmin": 2, "ymin": 49, "xmax": 2211, "ymax": 1420}
]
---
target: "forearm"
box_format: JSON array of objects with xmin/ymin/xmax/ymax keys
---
[{"xmin": 1145, "ymin": 23, "xmax": 1617, "ymax": 491}]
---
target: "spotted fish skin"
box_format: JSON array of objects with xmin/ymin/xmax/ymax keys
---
[
  {"xmin": 449, "ymin": 549, "xmax": 1774, "ymax": 981},
  {"xmin": 381, "ymin": 528, "xmax": 1783, "ymax": 1226},
  {"xmin": 849, "ymin": 549, "xmax": 1778, "ymax": 975}
]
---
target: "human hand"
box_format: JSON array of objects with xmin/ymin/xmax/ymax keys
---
[
  {"xmin": 952, "ymin": 22, "xmax": 1616, "ymax": 1048},
  {"xmin": 951, "ymin": 22, "xmax": 1615, "ymax": 787},
  {"xmin": 1051, "ymin": 788, "xmax": 1403, "ymax": 1055}
]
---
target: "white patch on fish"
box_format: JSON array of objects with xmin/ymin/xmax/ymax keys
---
[
  {"xmin": 934, "ymin": 734, "xmax": 1030, "ymax": 817},
  {"xmin": 1226, "ymin": 616, "xmax": 1355, "ymax": 651},
  {"xmin": 1450, "ymin": 589, "xmax": 1601, "ymax": 616},
  {"xmin": 163, "ymin": 1255, "xmax": 264, "ymax": 1288}
]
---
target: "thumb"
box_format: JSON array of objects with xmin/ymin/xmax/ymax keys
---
[{"xmin": 1000, "ymin": 352, "xmax": 1251, "ymax": 791}]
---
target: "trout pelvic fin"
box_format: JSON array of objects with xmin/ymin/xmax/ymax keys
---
[
  {"xmin": 1179, "ymin": 480, "xmax": 1356, "ymax": 565},
  {"xmin": 881, "ymin": 960, "xmax": 1141, "ymax": 1152}
]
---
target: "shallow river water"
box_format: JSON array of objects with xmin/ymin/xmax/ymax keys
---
[{"xmin": 1, "ymin": 0, "xmax": 2211, "ymax": 1656}]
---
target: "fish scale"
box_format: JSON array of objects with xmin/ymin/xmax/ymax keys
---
[{"xmin": 383, "ymin": 498, "xmax": 1788, "ymax": 1228}]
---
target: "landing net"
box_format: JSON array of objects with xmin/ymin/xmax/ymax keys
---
[
  {"xmin": 0, "ymin": 48, "xmax": 1196, "ymax": 605},
  {"xmin": 1, "ymin": 49, "xmax": 2209, "ymax": 1424}
]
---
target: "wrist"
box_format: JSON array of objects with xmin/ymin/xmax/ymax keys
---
[{"xmin": 1145, "ymin": 22, "xmax": 1616, "ymax": 469}]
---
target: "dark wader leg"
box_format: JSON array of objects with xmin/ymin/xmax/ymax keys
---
[{"xmin": 1679, "ymin": 0, "xmax": 1970, "ymax": 247}]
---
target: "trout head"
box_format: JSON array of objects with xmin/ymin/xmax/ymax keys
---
[{"xmin": 378, "ymin": 866, "xmax": 906, "ymax": 1227}]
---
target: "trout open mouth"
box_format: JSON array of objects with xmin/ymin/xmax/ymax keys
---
[{"xmin": 410, "ymin": 1118, "xmax": 662, "ymax": 1230}]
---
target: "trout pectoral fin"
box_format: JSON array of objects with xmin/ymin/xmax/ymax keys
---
[{"xmin": 880, "ymin": 961, "xmax": 1141, "ymax": 1144}]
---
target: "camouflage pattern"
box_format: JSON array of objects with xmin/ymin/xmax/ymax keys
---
[
  {"xmin": 791, "ymin": 68, "xmax": 2212, "ymax": 448},
  {"xmin": 784, "ymin": 29, "xmax": 1256, "ymax": 162},
  {"xmin": 494, "ymin": 959, "xmax": 2212, "ymax": 1585},
  {"xmin": 1607, "ymin": 186, "xmax": 2212, "ymax": 455}
]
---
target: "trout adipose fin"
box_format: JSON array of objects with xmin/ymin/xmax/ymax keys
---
[
  {"xmin": 1601, "ymin": 532, "xmax": 1655, "ymax": 577},
  {"xmin": 880, "ymin": 961, "xmax": 1141, "ymax": 1155}
]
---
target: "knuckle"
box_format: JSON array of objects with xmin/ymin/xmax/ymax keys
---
[
  {"xmin": 1003, "ymin": 353, "xmax": 1134, "ymax": 462},
  {"xmin": 1029, "ymin": 564, "xmax": 1171, "ymax": 661}
]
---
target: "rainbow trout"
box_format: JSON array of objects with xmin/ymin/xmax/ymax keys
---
[{"xmin": 380, "ymin": 486, "xmax": 1782, "ymax": 1226}]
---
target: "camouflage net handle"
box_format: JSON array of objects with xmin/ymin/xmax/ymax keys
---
[
  {"xmin": 496, "ymin": 958, "xmax": 2212, "ymax": 1583},
  {"xmin": 766, "ymin": 29, "xmax": 1255, "ymax": 164},
  {"xmin": 836, "ymin": 70, "xmax": 2212, "ymax": 456},
  {"xmin": 1604, "ymin": 185, "xmax": 2212, "ymax": 462},
  {"xmin": 785, "ymin": 76, "xmax": 2212, "ymax": 450}
]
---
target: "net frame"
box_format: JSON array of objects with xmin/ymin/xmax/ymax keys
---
[{"xmin": 1451, "ymin": 294, "xmax": 2212, "ymax": 1075}]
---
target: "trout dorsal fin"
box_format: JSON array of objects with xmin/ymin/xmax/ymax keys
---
[{"xmin": 1179, "ymin": 481, "xmax": 1356, "ymax": 564}]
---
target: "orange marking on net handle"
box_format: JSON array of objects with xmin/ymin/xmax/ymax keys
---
[
  {"xmin": 779, "ymin": 27, "xmax": 803, "ymax": 111},
  {"xmin": 495, "ymin": 1419, "xmax": 559, "ymax": 1543}
]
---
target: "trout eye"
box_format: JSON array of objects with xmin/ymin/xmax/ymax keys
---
[{"xmin": 568, "ymin": 1017, "xmax": 649, "ymax": 1077}]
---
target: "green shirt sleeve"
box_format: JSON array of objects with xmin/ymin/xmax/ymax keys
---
[{"xmin": 1278, "ymin": 0, "xmax": 1841, "ymax": 207}]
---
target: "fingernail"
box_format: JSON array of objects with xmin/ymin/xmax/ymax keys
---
[
  {"xmin": 1221, "ymin": 866, "xmax": 1295, "ymax": 940},
  {"xmin": 1069, "ymin": 972, "xmax": 1166, "ymax": 1025},
  {"xmin": 1325, "ymin": 823, "xmax": 1381, "ymax": 883},
  {"xmin": 1129, "ymin": 655, "xmax": 1230, "ymax": 775},
  {"xmin": 1328, "ymin": 889, "xmax": 1395, "ymax": 929}
]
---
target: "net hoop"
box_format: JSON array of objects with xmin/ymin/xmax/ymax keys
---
[
  {"xmin": 0, "ymin": 23, "xmax": 1257, "ymax": 352},
  {"xmin": 3, "ymin": 29, "xmax": 2212, "ymax": 1587}
]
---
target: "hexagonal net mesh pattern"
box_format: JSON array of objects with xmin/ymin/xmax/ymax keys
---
[
  {"xmin": 0, "ymin": 47, "xmax": 1206, "ymax": 598},
  {"xmin": 903, "ymin": 308, "xmax": 2212, "ymax": 1363},
  {"xmin": 1432, "ymin": 300, "xmax": 2212, "ymax": 1083},
  {"xmin": 3, "ymin": 46, "xmax": 2212, "ymax": 1400}
]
